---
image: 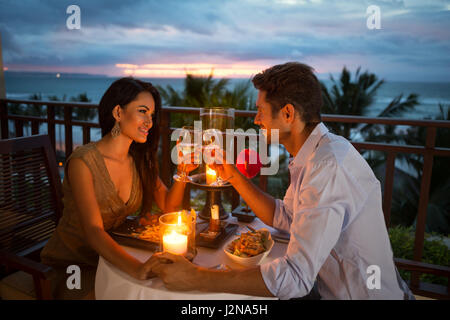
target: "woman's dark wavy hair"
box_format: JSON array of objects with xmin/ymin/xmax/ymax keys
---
[{"xmin": 98, "ymin": 77, "xmax": 161, "ymax": 215}]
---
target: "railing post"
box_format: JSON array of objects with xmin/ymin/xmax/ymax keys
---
[
  {"xmin": 82, "ymin": 125, "xmax": 91, "ymax": 145},
  {"xmin": 411, "ymin": 126, "xmax": 436, "ymax": 289},
  {"xmin": 64, "ymin": 106, "xmax": 73, "ymax": 157},
  {"xmin": 14, "ymin": 119, "xmax": 24, "ymax": 137},
  {"xmin": 160, "ymin": 110, "xmax": 171, "ymax": 187},
  {"xmin": 47, "ymin": 105, "xmax": 56, "ymax": 150},
  {"xmin": 383, "ymin": 152, "xmax": 396, "ymax": 228},
  {"xmin": 0, "ymin": 98, "xmax": 8, "ymax": 139},
  {"xmin": 231, "ymin": 134, "xmax": 240, "ymax": 210},
  {"xmin": 0, "ymin": 33, "xmax": 6, "ymax": 100},
  {"xmin": 31, "ymin": 120, "xmax": 39, "ymax": 135},
  {"xmin": 182, "ymin": 184, "xmax": 191, "ymax": 210},
  {"xmin": 258, "ymin": 142, "xmax": 270, "ymax": 192}
]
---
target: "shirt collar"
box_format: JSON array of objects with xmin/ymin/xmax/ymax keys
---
[{"xmin": 290, "ymin": 122, "xmax": 329, "ymax": 168}]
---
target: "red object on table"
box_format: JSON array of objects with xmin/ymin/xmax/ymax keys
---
[{"xmin": 236, "ymin": 149, "xmax": 262, "ymax": 178}]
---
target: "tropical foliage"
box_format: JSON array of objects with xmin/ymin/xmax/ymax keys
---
[
  {"xmin": 157, "ymin": 73, "xmax": 256, "ymax": 130},
  {"xmin": 320, "ymin": 66, "xmax": 419, "ymax": 140},
  {"xmin": 321, "ymin": 67, "xmax": 449, "ymax": 236},
  {"xmin": 389, "ymin": 225, "xmax": 449, "ymax": 286}
]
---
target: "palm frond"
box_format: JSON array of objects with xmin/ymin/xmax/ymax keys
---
[{"xmin": 377, "ymin": 93, "xmax": 419, "ymax": 118}]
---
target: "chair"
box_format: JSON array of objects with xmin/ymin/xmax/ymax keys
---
[{"xmin": 0, "ymin": 134, "xmax": 63, "ymax": 299}]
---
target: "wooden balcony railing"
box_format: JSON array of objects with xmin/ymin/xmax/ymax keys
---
[{"xmin": 1, "ymin": 98, "xmax": 449, "ymax": 299}]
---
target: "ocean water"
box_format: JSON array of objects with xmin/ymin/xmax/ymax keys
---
[
  {"xmin": 4, "ymin": 72, "xmax": 450, "ymax": 148},
  {"xmin": 5, "ymin": 71, "xmax": 450, "ymax": 117}
]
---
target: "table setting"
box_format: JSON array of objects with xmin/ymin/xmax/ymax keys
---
[{"xmin": 95, "ymin": 107, "xmax": 290, "ymax": 300}]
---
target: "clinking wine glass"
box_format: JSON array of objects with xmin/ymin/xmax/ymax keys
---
[
  {"xmin": 210, "ymin": 148, "xmax": 227, "ymax": 186},
  {"xmin": 203, "ymin": 129, "xmax": 228, "ymax": 186},
  {"xmin": 173, "ymin": 126, "xmax": 200, "ymax": 183}
]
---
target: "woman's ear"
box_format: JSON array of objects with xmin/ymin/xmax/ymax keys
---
[{"xmin": 112, "ymin": 105, "xmax": 121, "ymax": 122}]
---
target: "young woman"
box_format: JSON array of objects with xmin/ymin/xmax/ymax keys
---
[{"xmin": 41, "ymin": 77, "xmax": 196, "ymax": 299}]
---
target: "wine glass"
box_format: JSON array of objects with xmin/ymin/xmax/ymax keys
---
[
  {"xmin": 173, "ymin": 126, "xmax": 200, "ymax": 182},
  {"xmin": 203, "ymin": 129, "xmax": 228, "ymax": 186}
]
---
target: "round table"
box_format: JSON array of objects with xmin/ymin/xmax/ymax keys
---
[{"xmin": 95, "ymin": 217, "xmax": 288, "ymax": 300}]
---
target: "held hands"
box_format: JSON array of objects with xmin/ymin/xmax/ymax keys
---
[
  {"xmin": 149, "ymin": 252, "xmax": 200, "ymax": 291},
  {"xmin": 135, "ymin": 254, "xmax": 164, "ymax": 280}
]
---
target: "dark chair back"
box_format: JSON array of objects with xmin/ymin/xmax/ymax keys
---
[{"xmin": 0, "ymin": 135, "xmax": 63, "ymax": 257}]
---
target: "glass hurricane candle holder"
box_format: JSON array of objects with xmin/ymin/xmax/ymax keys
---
[
  {"xmin": 200, "ymin": 107, "xmax": 235, "ymax": 132},
  {"xmin": 200, "ymin": 108, "xmax": 235, "ymax": 186},
  {"xmin": 159, "ymin": 210, "xmax": 196, "ymax": 261}
]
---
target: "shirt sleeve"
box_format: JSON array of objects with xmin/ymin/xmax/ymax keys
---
[
  {"xmin": 260, "ymin": 159, "xmax": 350, "ymax": 299},
  {"xmin": 272, "ymin": 186, "xmax": 294, "ymax": 233}
]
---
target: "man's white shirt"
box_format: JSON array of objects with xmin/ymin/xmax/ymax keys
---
[{"xmin": 260, "ymin": 122, "xmax": 413, "ymax": 300}]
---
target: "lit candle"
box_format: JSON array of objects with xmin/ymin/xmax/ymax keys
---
[
  {"xmin": 162, "ymin": 212, "xmax": 188, "ymax": 255},
  {"xmin": 163, "ymin": 231, "xmax": 188, "ymax": 255},
  {"xmin": 206, "ymin": 165, "xmax": 217, "ymax": 185}
]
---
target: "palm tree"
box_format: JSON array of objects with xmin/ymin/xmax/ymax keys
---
[
  {"xmin": 394, "ymin": 105, "xmax": 450, "ymax": 234},
  {"xmin": 320, "ymin": 67, "xmax": 449, "ymax": 235},
  {"xmin": 321, "ymin": 67, "xmax": 419, "ymax": 139},
  {"xmin": 157, "ymin": 72, "xmax": 256, "ymax": 130},
  {"xmin": 368, "ymin": 104, "xmax": 450, "ymax": 233},
  {"xmin": 70, "ymin": 93, "xmax": 96, "ymax": 121}
]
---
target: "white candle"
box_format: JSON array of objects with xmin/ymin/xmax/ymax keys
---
[
  {"xmin": 163, "ymin": 230, "xmax": 188, "ymax": 255},
  {"xmin": 206, "ymin": 165, "xmax": 217, "ymax": 185}
]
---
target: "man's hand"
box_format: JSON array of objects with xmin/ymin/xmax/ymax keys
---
[
  {"xmin": 210, "ymin": 148, "xmax": 276, "ymax": 227},
  {"xmin": 151, "ymin": 252, "xmax": 201, "ymax": 291},
  {"xmin": 208, "ymin": 148, "xmax": 239, "ymax": 183}
]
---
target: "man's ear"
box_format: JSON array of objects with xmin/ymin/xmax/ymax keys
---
[
  {"xmin": 281, "ymin": 104, "xmax": 296, "ymax": 124},
  {"xmin": 112, "ymin": 105, "xmax": 121, "ymax": 122}
]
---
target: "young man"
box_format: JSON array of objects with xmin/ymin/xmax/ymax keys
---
[{"xmin": 150, "ymin": 62, "xmax": 414, "ymax": 300}]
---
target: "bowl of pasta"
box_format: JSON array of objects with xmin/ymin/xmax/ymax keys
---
[{"xmin": 224, "ymin": 228, "xmax": 274, "ymax": 267}]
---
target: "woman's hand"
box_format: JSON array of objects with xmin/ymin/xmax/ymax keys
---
[
  {"xmin": 177, "ymin": 150, "xmax": 199, "ymax": 174},
  {"xmin": 138, "ymin": 212, "xmax": 160, "ymax": 226}
]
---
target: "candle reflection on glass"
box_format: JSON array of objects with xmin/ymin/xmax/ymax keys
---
[
  {"xmin": 206, "ymin": 165, "xmax": 217, "ymax": 185},
  {"xmin": 211, "ymin": 204, "xmax": 219, "ymax": 220},
  {"xmin": 209, "ymin": 204, "xmax": 221, "ymax": 232}
]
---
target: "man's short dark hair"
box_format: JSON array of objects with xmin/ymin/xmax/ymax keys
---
[{"xmin": 252, "ymin": 62, "xmax": 322, "ymax": 126}]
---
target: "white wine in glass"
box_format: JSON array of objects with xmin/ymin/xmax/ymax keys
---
[{"xmin": 173, "ymin": 126, "xmax": 199, "ymax": 182}]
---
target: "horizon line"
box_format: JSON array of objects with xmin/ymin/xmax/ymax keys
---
[{"xmin": 4, "ymin": 69, "xmax": 450, "ymax": 84}]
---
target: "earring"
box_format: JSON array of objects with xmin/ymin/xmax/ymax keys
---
[{"xmin": 111, "ymin": 122, "xmax": 121, "ymax": 138}]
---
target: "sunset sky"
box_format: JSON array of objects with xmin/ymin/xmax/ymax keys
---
[{"xmin": 1, "ymin": 0, "xmax": 449, "ymax": 81}]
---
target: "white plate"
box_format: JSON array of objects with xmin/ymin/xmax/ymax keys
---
[{"xmin": 224, "ymin": 228, "xmax": 274, "ymax": 267}]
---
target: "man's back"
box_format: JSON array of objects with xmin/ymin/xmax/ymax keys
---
[
  {"xmin": 312, "ymin": 131, "xmax": 406, "ymax": 299},
  {"xmin": 260, "ymin": 123, "xmax": 412, "ymax": 299}
]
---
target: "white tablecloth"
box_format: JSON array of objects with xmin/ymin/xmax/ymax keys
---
[{"xmin": 95, "ymin": 217, "xmax": 287, "ymax": 300}]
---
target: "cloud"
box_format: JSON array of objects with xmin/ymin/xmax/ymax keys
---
[{"xmin": 0, "ymin": 0, "xmax": 449, "ymax": 80}]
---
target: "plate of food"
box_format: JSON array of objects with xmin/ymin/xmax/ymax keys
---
[
  {"xmin": 108, "ymin": 215, "xmax": 161, "ymax": 251},
  {"xmin": 224, "ymin": 228, "xmax": 274, "ymax": 267}
]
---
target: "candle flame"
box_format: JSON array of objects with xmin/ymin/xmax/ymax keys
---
[{"xmin": 206, "ymin": 166, "xmax": 217, "ymax": 176}]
